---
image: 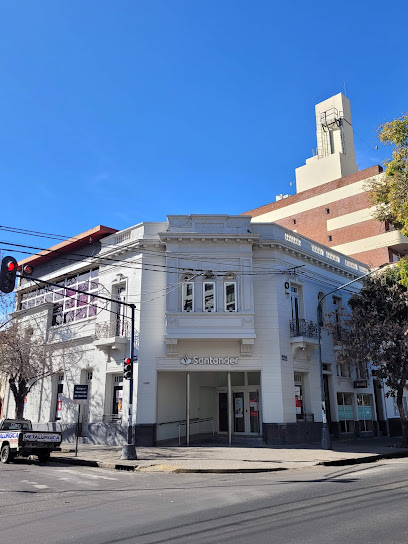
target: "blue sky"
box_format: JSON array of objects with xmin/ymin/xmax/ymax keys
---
[{"xmin": 0, "ymin": 1, "xmax": 407, "ymax": 258}]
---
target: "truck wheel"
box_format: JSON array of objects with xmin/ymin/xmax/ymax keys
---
[
  {"xmin": 38, "ymin": 452, "xmax": 51, "ymax": 463},
  {"xmin": 1, "ymin": 444, "xmax": 14, "ymax": 464}
]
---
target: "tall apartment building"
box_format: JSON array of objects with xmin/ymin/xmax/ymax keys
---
[{"xmin": 244, "ymin": 93, "xmax": 408, "ymax": 268}]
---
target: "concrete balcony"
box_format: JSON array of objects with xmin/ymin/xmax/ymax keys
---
[
  {"xmin": 290, "ymin": 319, "xmax": 318, "ymax": 360},
  {"xmin": 93, "ymin": 320, "xmax": 129, "ymax": 350},
  {"xmin": 165, "ymin": 311, "xmax": 256, "ymax": 356}
]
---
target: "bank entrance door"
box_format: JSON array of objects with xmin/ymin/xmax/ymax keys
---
[{"xmin": 218, "ymin": 389, "xmax": 261, "ymax": 436}]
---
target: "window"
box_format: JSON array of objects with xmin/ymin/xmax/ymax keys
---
[
  {"xmin": 337, "ymin": 392, "xmax": 354, "ymax": 433},
  {"xmin": 20, "ymin": 269, "xmax": 99, "ymax": 326},
  {"xmin": 203, "ymin": 282, "xmax": 216, "ymax": 312},
  {"xmin": 224, "ymin": 282, "xmax": 237, "ymax": 312},
  {"xmin": 290, "ymin": 285, "xmax": 302, "ymax": 334},
  {"xmin": 294, "ymin": 373, "xmax": 304, "ymax": 420},
  {"xmin": 180, "ymin": 273, "xmax": 238, "ymax": 313},
  {"xmin": 328, "ymin": 235, "xmax": 332, "ymax": 242},
  {"xmin": 182, "ymin": 282, "xmax": 194, "ymax": 312},
  {"xmin": 292, "ymin": 219, "xmax": 297, "ymax": 225},
  {"xmin": 326, "ymin": 208, "xmax": 330, "ymax": 214},
  {"xmin": 337, "ymin": 362, "xmax": 351, "ymax": 378},
  {"xmin": 357, "ymin": 394, "xmax": 373, "ymax": 432},
  {"xmin": 356, "ymin": 361, "xmax": 367, "ymax": 379},
  {"xmin": 393, "ymin": 397, "xmax": 408, "ymax": 417}
]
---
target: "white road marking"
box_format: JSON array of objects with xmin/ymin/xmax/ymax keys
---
[
  {"xmin": 57, "ymin": 468, "xmax": 117, "ymax": 481},
  {"xmin": 20, "ymin": 480, "xmax": 49, "ymax": 489}
]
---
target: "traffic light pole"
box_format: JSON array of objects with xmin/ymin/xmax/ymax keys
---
[
  {"xmin": 16, "ymin": 272, "xmax": 138, "ymax": 460},
  {"xmin": 121, "ymin": 303, "xmax": 137, "ymax": 460}
]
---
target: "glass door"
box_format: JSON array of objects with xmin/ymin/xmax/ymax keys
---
[
  {"xmin": 218, "ymin": 392, "xmax": 228, "ymax": 432},
  {"xmin": 248, "ymin": 390, "xmax": 261, "ymax": 434},
  {"xmin": 233, "ymin": 391, "xmax": 245, "ymax": 433}
]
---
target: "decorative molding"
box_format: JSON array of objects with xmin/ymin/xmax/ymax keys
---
[
  {"xmin": 165, "ymin": 339, "xmax": 178, "ymax": 356},
  {"xmin": 168, "ymin": 217, "xmax": 192, "ymax": 229},
  {"xmin": 240, "ymin": 339, "xmax": 254, "ymax": 356},
  {"xmin": 290, "ymin": 339, "xmax": 318, "ymax": 361},
  {"xmin": 241, "ymin": 317, "xmax": 254, "ymax": 328}
]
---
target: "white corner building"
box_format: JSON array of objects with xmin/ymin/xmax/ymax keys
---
[{"xmin": 3, "ymin": 215, "xmax": 382, "ymax": 446}]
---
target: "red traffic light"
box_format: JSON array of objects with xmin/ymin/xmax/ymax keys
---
[
  {"xmin": 0, "ymin": 256, "xmax": 18, "ymax": 294},
  {"xmin": 23, "ymin": 264, "xmax": 34, "ymax": 275},
  {"xmin": 123, "ymin": 357, "xmax": 133, "ymax": 380}
]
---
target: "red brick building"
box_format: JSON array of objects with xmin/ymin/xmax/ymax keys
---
[{"xmin": 244, "ymin": 94, "xmax": 408, "ymax": 268}]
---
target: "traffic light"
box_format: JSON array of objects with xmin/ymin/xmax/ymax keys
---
[
  {"xmin": 22, "ymin": 264, "xmax": 34, "ymax": 275},
  {"xmin": 0, "ymin": 256, "xmax": 18, "ymax": 293},
  {"xmin": 123, "ymin": 357, "xmax": 133, "ymax": 380}
]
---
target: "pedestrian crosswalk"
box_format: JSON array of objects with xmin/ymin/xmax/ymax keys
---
[{"xmin": 15, "ymin": 465, "xmax": 120, "ymax": 493}]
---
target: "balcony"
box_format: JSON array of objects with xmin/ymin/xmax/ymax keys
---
[
  {"xmin": 165, "ymin": 311, "xmax": 256, "ymax": 356},
  {"xmin": 289, "ymin": 319, "xmax": 318, "ymax": 360},
  {"xmin": 290, "ymin": 319, "xmax": 317, "ymax": 339},
  {"xmin": 93, "ymin": 320, "xmax": 129, "ymax": 350}
]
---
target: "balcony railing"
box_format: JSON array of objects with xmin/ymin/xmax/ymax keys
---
[
  {"xmin": 95, "ymin": 320, "xmax": 129, "ymax": 340},
  {"xmin": 290, "ymin": 319, "xmax": 317, "ymax": 339}
]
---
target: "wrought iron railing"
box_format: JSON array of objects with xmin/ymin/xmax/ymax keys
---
[
  {"xmin": 290, "ymin": 319, "xmax": 318, "ymax": 338},
  {"xmin": 95, "ymin": 320, "xmax": 129, "ymax": 340}
]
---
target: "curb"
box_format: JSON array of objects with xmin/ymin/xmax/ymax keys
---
[
  {"xmin": 319, "ymin": 449, "xmax": 408, "ymax": 467},
  {"xmin": 50, "ymin": 456, "xmax": 138, "ymax": 471},
  {"xmin": 174, "ymin": 467, "xmax": 288, "ymax": 474},
  {"xmin": 49, "ymin": 449, "xmax": 408, "ymax": 473}
]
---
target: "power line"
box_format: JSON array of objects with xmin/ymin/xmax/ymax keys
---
[
  {"xmin": 0, "ymin": 222, "xmax": 308, "ymax": 274},
  {"xmin": 0, "ymin": 240, "xmax": 294, "ymax": 277}
]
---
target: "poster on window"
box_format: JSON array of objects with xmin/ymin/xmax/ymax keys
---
[
  {"xmin": 295, "ymin": 386, "xmax": 302, "ymax": 415},
  {"xmin": 234, "ymin": 397, "xmax": 243, "ymax": 418},
  {"xmin": 117, "ymin": 390, "xmax": 123, "ymax": 414},
  {"xmin": 249, "ymin": 400, "xmax": 258, "ymax": 417},
  {"xmin": 56, "ymin": 395, "xmax": 63, "ymax": 418}
]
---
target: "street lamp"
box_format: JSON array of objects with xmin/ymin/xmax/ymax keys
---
[{"xmin": 317, "ymin": 264, "xmax": 388, "ymax": 450}]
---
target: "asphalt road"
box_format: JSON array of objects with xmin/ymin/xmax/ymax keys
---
[{"xmin": 1, "ymin": 458, "xmax": 408, "ymax": 544}]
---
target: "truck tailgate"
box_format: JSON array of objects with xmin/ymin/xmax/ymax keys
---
[{"xmin": 20, "ymin": 432, "xmax": 62, "ymax": 448}]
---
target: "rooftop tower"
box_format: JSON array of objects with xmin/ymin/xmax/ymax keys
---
[{"xmin": 295, "ymin": 93, "xmax": 358, "ymax": 192}]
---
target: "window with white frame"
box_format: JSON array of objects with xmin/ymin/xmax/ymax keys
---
[
  {"xmin": 182, "ymin": 281, "xmax": 194, "ymax": 312},
  {"xmin": 224, "ymin": 281, "xmax": 237, "ymax": 312},
  {"xmin": 357, "ymin": 393, "xmax": 374, "ymax": 432},
  {"xmin": 203, "ymin": 281, "xmax": 216, "ymax": 312},
  {"xmin": 180, "ymin": 272, "xmax": 238, "ymax": 313},
  {"xmin": 337, "ymin": 392, "xmax": 355, "ymax": 433},
  {"xmin": 20, "ymin": 268, "xmax": 99, "ymax": 326}
]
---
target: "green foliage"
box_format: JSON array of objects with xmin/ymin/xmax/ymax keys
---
[
  {"xmin": 399, "ymin": 257, "xmax": 408, "ymax": 288},
  {"xmin": 366, "ymin": 113, "xmax": 408, "ymax": 237},
  {"xmin": 334, "ymin": 266, "xmax": 408, "ymax": 443}
]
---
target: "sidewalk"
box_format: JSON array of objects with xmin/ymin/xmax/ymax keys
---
[{"xmin": 51, "ymin": 437, "xmax": 408, "ymax": 473}]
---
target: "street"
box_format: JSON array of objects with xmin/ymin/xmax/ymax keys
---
[{"xmin": 1, "ymin": 458, "xmax": 408, "ymax": 544}]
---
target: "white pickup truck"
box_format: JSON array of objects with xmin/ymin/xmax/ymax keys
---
[{"xmin": 0, "ymin": 419, "xmax": 62, "ymax": 463}]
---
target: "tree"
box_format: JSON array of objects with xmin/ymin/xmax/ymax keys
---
[
  {"xmin": 0, "ymin": 318, "xmax": 61, "ymax": 419},
  {"xmin": 332, "ymin": 266, "xmax": 408, "ymax": 445},
  {"xmin": 366, "ymin": 113, "xmax": 408, "ymax": 285}
]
